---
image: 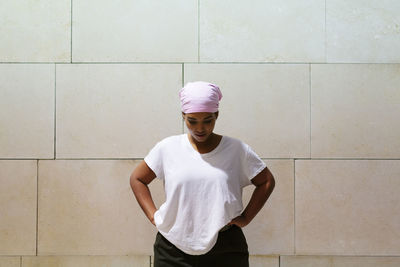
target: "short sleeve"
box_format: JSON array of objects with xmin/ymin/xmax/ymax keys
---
[
  {"xmin": 241, "ymin": 143, "xmax": 267, "ymax": 187},
  {"xmin": 144, "ymin": 141, "xmax": 164, "ymax": 180}
]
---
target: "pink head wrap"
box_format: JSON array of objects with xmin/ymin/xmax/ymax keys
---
[{"xmin": 179, "ymin": 81, "xmax": 223, "ymax": 113}]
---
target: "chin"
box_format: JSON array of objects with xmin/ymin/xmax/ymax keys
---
[{"xmin": 191, "ymin": 133, "xmax": 210, "ymax": 142}]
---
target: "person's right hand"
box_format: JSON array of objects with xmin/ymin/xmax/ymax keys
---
[{"xmin": 151, "ymin": 211, "xmax": 156, "ymax": 226}]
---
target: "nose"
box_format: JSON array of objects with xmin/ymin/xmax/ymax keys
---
[{"xmin": 196, "ymin": 123, "xmax": 206, "ymax": 132}]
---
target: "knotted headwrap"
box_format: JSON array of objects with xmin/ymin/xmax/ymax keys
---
[{"xmin": 179, "ymin": 81, "xmax": 223, "ymax": 113}]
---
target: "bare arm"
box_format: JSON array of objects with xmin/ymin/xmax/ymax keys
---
[
  {"xmin": 129, "ymin": 160, "xmax": 158, "ymax": 226},
  {"xmin": 229, "ymin": 166, "xmax": 275, "ymax": 227}
]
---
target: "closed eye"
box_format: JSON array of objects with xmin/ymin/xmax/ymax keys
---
[{"xmin": 188, "ymin": 120, "xmax": 212, "ymax": 124}]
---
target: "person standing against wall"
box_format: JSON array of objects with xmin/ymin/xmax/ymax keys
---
[{"xmin": 130, "ymin": 81, "xmax": 275, "ymax": 267}]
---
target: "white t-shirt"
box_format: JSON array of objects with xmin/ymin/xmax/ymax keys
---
[{"xmin": 144, "ymin": 133, "xmax": 266, "ymax": 255}]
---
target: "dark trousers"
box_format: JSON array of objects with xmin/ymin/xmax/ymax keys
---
[{"xmin": 153, "ymin": 225, "xmax": 249, "ymax": 267}]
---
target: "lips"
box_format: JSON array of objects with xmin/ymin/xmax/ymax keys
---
[{"xmin": 195, "ymin": 133, "xmax": 206, "ymax": 137}]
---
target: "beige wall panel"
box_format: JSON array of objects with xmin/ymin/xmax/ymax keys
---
[
  {"xmin": 0, "ymin": 257, "xmax": 20, "ymax": 267},
  {"xmin": 311, "ymin": 64, "xmax": 400, "ymax": 158},
  {"xmin": 184, "ymin": 64, "xmax": 310, "ymax": 158},
  {"xmin": 281, "ymin": 255, "xmax": 332, "ymax": 267},
  {"xmin": 22, "ymin": 256, "xmax": 149, "ymax": 267},
  {"xmin": 332, "ymin": 256, "xmax": 400, "ymax": 267},
  {"xmin": 249, "ymin": 255, "xmax": 279, "ymax": 267},
  {"xmin": 56, "ymin": 64, "xmax": 182, "ymax": 158},
  {"xmin": 243, "ymin": 160, "xmax": 294, "ymax": 254},
  {"xmin": 0, "ymin": 64, "xmax": 54, "ymax": 159},
  {"xmin": 0, "ymin": 161, "xmax": 37, "ymax": 255},
  {"xmin": 38, "ymin": 160, "xmax": 165, "ymax": 255},
  {"xmin": 72, "ymin": 0, "xmax": 197, "ymax": 62},
  {"xmin": 0, "ymin": 0, "xmax": 70, "ymax": 62},
  {"xmin": 200, "ymin": 0, "xmax": 324, "ymax": 62},
  {"xmin": 296, "ymin": 160, "xmax": 400, "ymax": 255},
  {"xmin": 327, "ymin": 0, "xmax": 400, "ymax": 63},
  {"xmin": 282, "ymin": 255, "xmax": 400, "ymax": 267}
]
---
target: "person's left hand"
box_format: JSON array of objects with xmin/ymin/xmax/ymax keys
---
[{"xmin": 228, "ymin": 214, "xmax": 249, "ymax": 228}]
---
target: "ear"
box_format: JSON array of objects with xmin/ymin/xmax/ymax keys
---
[
  {"xmin": 181, "ymin": 112, "xmax": 186, "ymax": 120},
  {"xmin": 215, "ymin": 111, "xmax": 219, "ymax": 120}
]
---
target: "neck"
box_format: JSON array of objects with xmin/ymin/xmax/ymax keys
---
[{"xmin": 189, "ymin": 132, "xmax": 215, "ymax": 147}]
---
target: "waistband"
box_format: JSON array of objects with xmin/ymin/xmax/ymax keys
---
[{"xmin": 219, "ymin": 224, "xmax": 234, "ymax": 232}]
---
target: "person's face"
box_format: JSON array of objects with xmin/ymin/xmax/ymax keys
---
[{"xmin": 182, "ymin": 112, "xmax": 218, "ymax": 143}]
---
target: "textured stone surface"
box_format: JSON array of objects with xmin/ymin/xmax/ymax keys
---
[
  {"xmin": 327, "ymin": 0, "xmax": 400, "ymax": 63},
  {"xmin": 56, "ymin": 64, "xmax": 182, "ymax": 158},
  {"xmin": 296, "ymin": 160, "xmax": 400, "ymax": 255},
  {"xmin": 281, "ymin": 255, "xmax": 400, "ymax": 267},
  {"xmin": 0, "ymin": 161, "xmax": 37, "ymax": 255},
  {"xmin": 200, "ymin": 0, "xmax": 324, "ymax": 62},
  {"xmin": 0, "ymin": 0, "xmax": 70, "ymax": 62},
  {"xmin": 22, "ymin": 256, "xmax": 149, "ymax": 267},
  {"xmin": 0, "ymin": 257, "xmax": 20, "ymax": 267},
  {"xmin": 243, "ymin": 160, "xmax": 294, "ymax": 255},
  {"xmin": 249, "ymin": 255, "xmax": 279, "ymax": 267},
  {"xmin": 311, "ymin": 64, "xmax": 400, "ymax": 158},
  {"xmin": 72, "ymin": 0, "xmax": 197, "ymax": 62},
  {"xmin": 184, "ymin": 63, "xmax": 310, "ymax": 158},
  {"xmin": 38, "ymin": 160, "xmax": 165, "ymax": 255},
  {"xmin": 0, "ymin": 64, "xmax": 54, "ymax": 158}
]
